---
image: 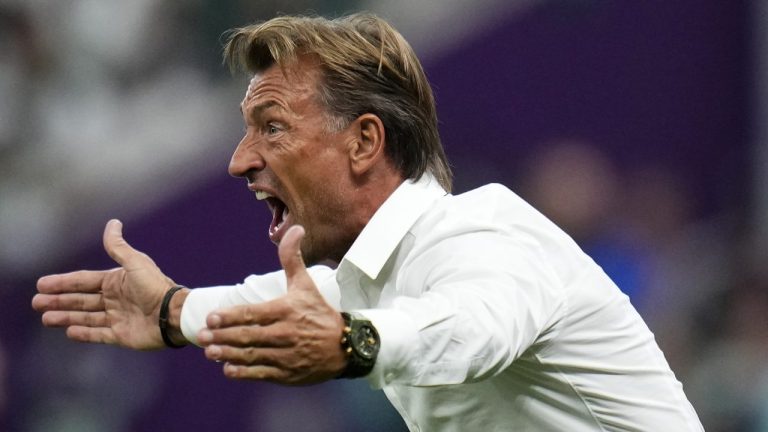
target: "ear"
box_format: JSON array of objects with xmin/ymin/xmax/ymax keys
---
[{"xmin": 348, "ymin": 113, "xmax": 386, "ymax": 176}]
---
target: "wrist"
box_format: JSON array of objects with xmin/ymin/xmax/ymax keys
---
[
  {"xmin": 337, "ymin": 312, "xmax": 380, "ymax": 379},
  {"xmin": 159, "ymin": 286, "xmax": 190, "ymax": 348}
]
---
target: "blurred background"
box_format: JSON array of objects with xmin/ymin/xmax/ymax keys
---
[{"xmin": 0, "ymin": 0, "xmax": 765, "ymax": 430}]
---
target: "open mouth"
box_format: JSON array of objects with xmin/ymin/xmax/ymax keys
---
[{"xmin": 255, "ymin": 190, "xmax": 292, "ymax": 243}]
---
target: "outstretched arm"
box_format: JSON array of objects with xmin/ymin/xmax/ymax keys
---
[{"xmin": 32, "ymin": 219, "xmax": 187, "ymax": 350}]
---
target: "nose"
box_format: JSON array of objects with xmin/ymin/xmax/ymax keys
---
[{"xmin": 228, "ymin": 135, "xmax": 266, "ymax": 177}]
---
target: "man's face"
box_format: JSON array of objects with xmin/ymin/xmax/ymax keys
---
[{"xmin": 230, "ymin": 57, "xmax": 357, "ymax": 264}]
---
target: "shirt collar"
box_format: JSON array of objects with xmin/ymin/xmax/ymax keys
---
[{"xmin": 342, "ymin": 174, "xmax": 447, "ymax": 280}]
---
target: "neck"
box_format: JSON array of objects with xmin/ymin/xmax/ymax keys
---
[{"xmin": 326, "ymin": 168, "xmax": 404, "ymax": 264}]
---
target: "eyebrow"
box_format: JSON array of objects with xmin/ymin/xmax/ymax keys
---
[{"xmin": 239, "ymin": 100, "xmax": 285, "ymax": 119}]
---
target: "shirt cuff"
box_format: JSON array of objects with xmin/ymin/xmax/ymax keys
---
[{"xmin": 354, "ymin": 308, "xmax": 420, "ymax": 388}]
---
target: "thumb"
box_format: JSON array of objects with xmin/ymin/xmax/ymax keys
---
[
  {"xmin": 103, "ymin": 219, "xmax": 141, "ymax": 266},
  {"xmin": 278, "ymin": 225, "xmax": 311, "ymax": 290}
]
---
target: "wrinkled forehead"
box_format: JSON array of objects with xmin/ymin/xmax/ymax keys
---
[
  {"xmin": 243, "ymin": 74, "xmax": 263, "ymax": 103},
  {"xmin": 241, "ymin": 56, "xmax": 323, "ymax": 106}
]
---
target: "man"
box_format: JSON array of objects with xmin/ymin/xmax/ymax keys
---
[{"xmin": 33, "ymin": 13, "xmax": 703, "ymax": 431}]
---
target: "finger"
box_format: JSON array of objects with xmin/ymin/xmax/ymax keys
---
[
  {"xmin": 222, "ymin": 362, "xmax": 288, "ymax": 382},
  {"xmin": 32, "ymin": 293, "xmax": 104, "ymax": 312},
  {"xmin": 66, "ymin": 326, "xmax": 116, "ymax": 345},
  {"xmin": 37, "ymin": 271, "xmax": 107, "ymax": 294},
  {"xmin": 199, "ymin": 323, "xmax": 293, "ymax": 348},
  {"xmin": 102, "ymin": 219, "xmax": 142, "ymax": 267},
  {"xmin": 41, "ymin": 310, "xmax": 108, "ymax": 328},
  {"xmin": 206, "ymin": 300, "xmax": 287, "ymax": 329},
  {"xmin": 205, "ymin": 344, "xmax": 283, "ymax": 366},
  {"xmin": 278, "ymin": 225, "xmax": 309, "ymax": 284}
]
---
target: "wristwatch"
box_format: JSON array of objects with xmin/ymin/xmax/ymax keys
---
[{"xmin": 337, "ymin": 312, "xmax": 380, "ymax": 379}]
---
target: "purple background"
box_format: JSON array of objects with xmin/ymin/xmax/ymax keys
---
[{"xmin": 3, "ymin": 1, "xmax": 751, "ymax": 430}]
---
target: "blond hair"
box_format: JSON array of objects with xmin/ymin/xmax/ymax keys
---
[{"xmin": 223, "ymin": 13, "xmax": 453, "ymax": 191}]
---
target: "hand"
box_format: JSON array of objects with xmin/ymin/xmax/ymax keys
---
[
  {"xmin": 199, "ymin": 225, "xmax": 347, "ymax": 385},
  {"xmin": 32, "ymin": 219, "xmax": 179, "ymax": 350}
]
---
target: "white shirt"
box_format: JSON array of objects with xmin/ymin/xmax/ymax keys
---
[{"xmin": 181, "ymin": 175, "xmax": 704, "ymax": 431}]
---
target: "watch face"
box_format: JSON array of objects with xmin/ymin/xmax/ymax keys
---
[{"xmin": 351, "ymin": 324, "xmax": 379, "ymax": 360}]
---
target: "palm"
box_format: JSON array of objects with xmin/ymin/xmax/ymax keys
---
[
  {"xmin": 101, "ymin": 255, "xmax": 172, "ymax": 349},
  {"xmin": 198, "ymin": 225, "xmax": 347, "ymax": 384},
  {"xmin": 33, "ymin": 220, "xmax": 175, "ymax": 350}
]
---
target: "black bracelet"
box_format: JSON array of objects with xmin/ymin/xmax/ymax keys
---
[{"xmin": 159, "ymin": 286, "xmax": 186, "ymax": 349}]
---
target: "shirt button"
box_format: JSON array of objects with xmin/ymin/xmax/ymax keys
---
[{"xmin": 385, "ymin": 372, "xmax": 395, "ymax": 382}]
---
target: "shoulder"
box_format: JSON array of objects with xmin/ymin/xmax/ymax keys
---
[
  {"xmin": 454, "ymin": 182, "xmax": 517, "ymax": 201},
  {"xmin": 421, "ymin": 182, "xmax": 543, "ymax": 230},
  {"xmin": 409, "ymin": 182, "xmax": 586, "ymax": 265}
]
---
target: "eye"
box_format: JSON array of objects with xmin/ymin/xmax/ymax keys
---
[{"xmin": 263, "ymin": 121, "xmax": 284, "ymax": 136}]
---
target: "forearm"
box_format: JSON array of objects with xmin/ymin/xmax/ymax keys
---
[{"xmin": 180, "ymin": 266, "xmax": 339, "ymax": 346}]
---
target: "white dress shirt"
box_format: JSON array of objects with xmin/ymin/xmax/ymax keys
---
[{"xmin": 181, "ymin": 175, "xmax": 704, "ymax": 431}]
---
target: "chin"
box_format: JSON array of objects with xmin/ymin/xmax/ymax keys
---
[
  {"xmin": 301, "ymin": 242, "xmax": 342, "ymax": 267},
  {"xmin": 298, "ymin": 237, "xmax": 323, "ymax": 266}
]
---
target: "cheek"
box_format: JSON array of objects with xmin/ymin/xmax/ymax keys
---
[
  {"xmin": 282, "ymin": 141, "xmax": 349, "ymax": 215},
  {"xmin": 293, "ymin": 153, "xmax": 348, "ymax": 196},
  {"xmin": 290, "ymin": 180, "xmax": 335, "ymax": 226}
]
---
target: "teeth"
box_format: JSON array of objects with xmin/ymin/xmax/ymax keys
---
[
  {"xmin": 276, "ymin": 206, "xmax": 290, "ymax": 230},
  {"xmin": 254, "ymin": 190, "xmax": 273, "ymax": 200}
]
